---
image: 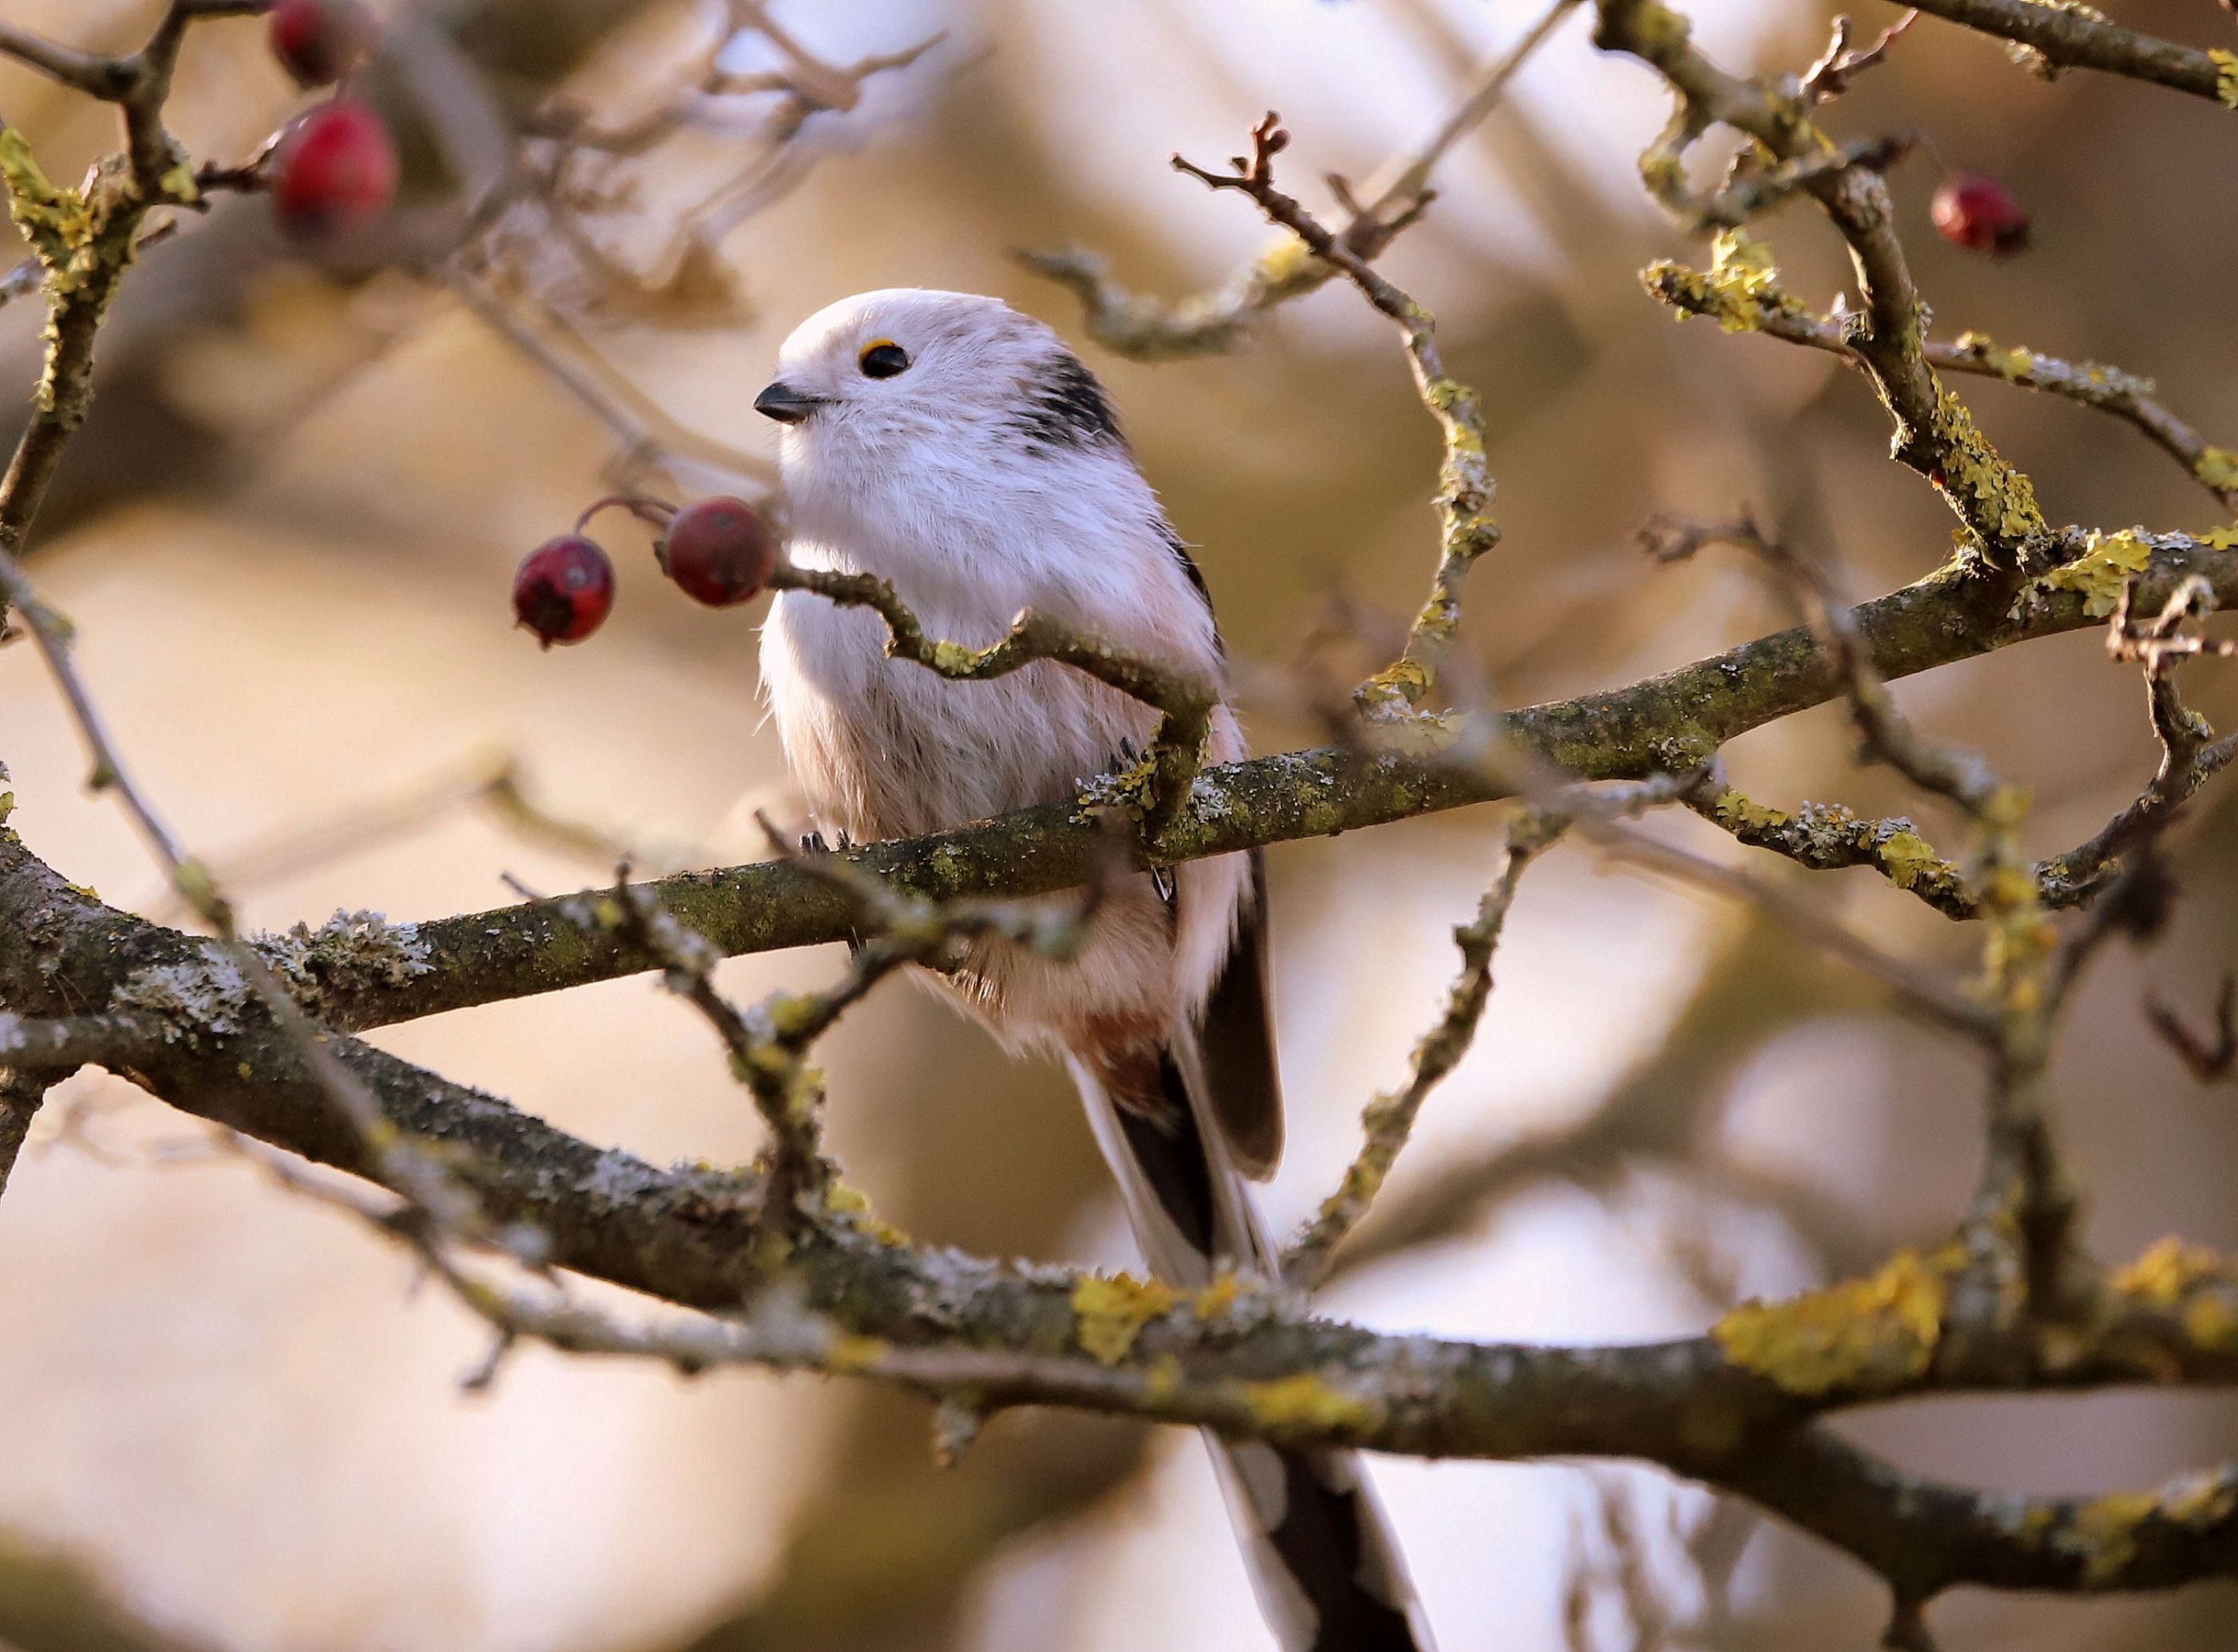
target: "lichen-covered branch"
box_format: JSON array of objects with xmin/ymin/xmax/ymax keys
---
[
  {"xmin": 10, "ymin": 2, "xmax": 2238, "ymax": 1630},
  {"xmin": 15, "ymin": 834, "xmax": 2238, "ymax": 1598},
  {"xmin": 1936, "ymin": 332, "xmax": 2238, "ymax": 513},
  {"xmin": 1903, "ymin": 0, "xmax": 2238, "ymax": 107},
  {"xmin": 1654, "ymin": 513, "xmax": 2001, "ymax": 814},
  {"xmin": 1600, "ymin": 0, "xmax": 2048, "ymax": 563},
  {"xmin": 0, "ymin": 6, "xmax": 268, "ymax": 858},
  {"xmin": 190, "ymin": 528, "xmax": 2228, "ymax": 1038},
  {"xmin": 1683, "ymin": 778, "xmax": 1976, "ymax": 918},
  {"xmin": 1647, "ymin": 284, "xmax": 2238, "ymax": 512},
  {"xmin": 18, "ymin": 735, "xmax": 2238, "ymax": 1609}
]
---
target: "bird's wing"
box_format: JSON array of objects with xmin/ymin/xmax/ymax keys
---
[{"xmin": 1196, "ymin": 846, "xmax": 1284, "ymax": 1179}]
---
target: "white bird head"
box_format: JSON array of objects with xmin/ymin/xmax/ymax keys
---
[
  {"xmin": 754, "ymin": 288, "xmax": 1170, "ymax": 601},
  {"xmin": 755, "ymin": 287, "xmax": 1125, "ymax": 463}
]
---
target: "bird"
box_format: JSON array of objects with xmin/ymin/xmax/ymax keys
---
[{"xmin": 754, "ymin": 288, "xmax": 1435, "ymax": 1652}]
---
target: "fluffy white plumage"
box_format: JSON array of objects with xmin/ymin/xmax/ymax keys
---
[
  {"xmin": 759, "ymin": 288, "xmax": 1248, "ymax": 1057},
  {"xmin": 756, "ymin": 289, "xmax": 1433, "ymax": 1652}
]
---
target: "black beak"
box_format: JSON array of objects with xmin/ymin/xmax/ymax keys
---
[{"xmin": 755, "ymin": 380, "xmax": 824, "ymax": 424}]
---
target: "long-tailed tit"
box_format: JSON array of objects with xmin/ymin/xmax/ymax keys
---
[{"xmin": 756, "ymin": 289, "xmax": 1434, "ymax": 1652}]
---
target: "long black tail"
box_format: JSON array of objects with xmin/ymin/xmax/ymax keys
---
[{"xmin": 1069, "ymin": 1045, "xmax": 1436, "ymax": 1652}]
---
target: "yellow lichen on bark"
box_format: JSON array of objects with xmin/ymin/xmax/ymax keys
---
[
  {"xmin": 1929, "ymin": 388, "xmax": 2047, "ymax": 545},
  {"xmin": 1643, "ymin": 229, "xmax": 1801, "ymax": 334},
  {"xmin": 1072, "ymin": 1272, "xmax": 1181, "ymax": 1364},
  {"xmin": 2034, "ymin": 527, "xmax": 2156, "ymax": 618},
  {"xmin": 1877, "ymin": 830, "xmax": 1943, "ymax": 890},
  {"xmin": 1711, "ymin": 790, "xmax": 1786, "ymax": 832},
  {"xmin": 2065, "ymin": 1470, "xmax": 2238, "ymax": 1586},
  {"xmin": 1714, "ymin": 1248, "xmax": 1957, "ymax": 1395},
  {"xmin": 2113, "ymin": 1237, "xmax": 2238, "ymax": 1354},
  {"xmin": 1241, "ymin": 1373, "xmax": 1378, "ymax": 1435},
  {"xmin": 2211, "ymin": 48, "xmax": 2238, "ymax": 111}
]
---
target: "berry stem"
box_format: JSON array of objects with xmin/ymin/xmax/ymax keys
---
[{"xmin": 575, "ymin": 493, "xmax": 679, "ymax": 535}]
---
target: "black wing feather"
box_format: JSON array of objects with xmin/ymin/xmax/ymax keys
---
[{"xmin": 1197, "ymin": 848, "xmax": 1284, "ymax": 1178}]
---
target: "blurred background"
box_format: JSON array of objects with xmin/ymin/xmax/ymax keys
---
[{"xmin": 3, "ymin": 0, "xmax": 2238, "ymax": 1647}]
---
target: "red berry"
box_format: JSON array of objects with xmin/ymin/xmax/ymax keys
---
[
  {"xmin": 269, "ymin": 0, "xmax": 377, "ymax": 89},
  {"xmin": 269, "ymin": 99, "xmax": 398, "ymax": 243},
  {"xmin": 1931, "ymin": 173, "xmax": 2029, "ymax": 257},
  {"xmin": 513, "ymin": 535, "xmax": 615, "ymax": 647},
  {"xmin": 657, "ymin": 496, "xmax": 778, "ymax": 607}
]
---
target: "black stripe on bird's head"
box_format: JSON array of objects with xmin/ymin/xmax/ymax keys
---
[{"xmin": 1009, "ymin": 351, "xmax": 1125, "ymax": 454}]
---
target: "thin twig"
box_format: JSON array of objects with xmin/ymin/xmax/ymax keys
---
[
  {"xmin": 1174, "ymin": 114, "xmax": 1500, "ymax": 722},
  {"xmin": 1284, "ymin": 811, "xmax": 1563, "ymax": 1286},
  {"xmin": 0, "ymin": 1071, "xmax": 47, "ymax": 1200},
  {"xmin": 2147, "ymin": 976, "xmax": 2238, "ymax": 1084},
  {"xmin": 2039, "ymin": 577, "xmax": 2238, "ymax": 905},
  {"xmin": 1021, "ymin": 0, "xmax": 1579, "ymax": 359}
]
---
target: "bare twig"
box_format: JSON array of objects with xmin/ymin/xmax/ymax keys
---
[
  {"xmin": 0, "ymin": 1071, "xmax": 46, "ymax": 1200},
  {"xmin": 2148, "ymin": 976, "xmax": 2238, "ymax": 1084},
  {"xmin": 1022, "ymin": 0, "xmax": 1580, "ymax": 359},
  {"xmin": 1174, "ymin": 114, "xmax": 1500, "ymax": 722},
  {"xmin": 1284, "ymin": 810, "xmax": 1561, "ymax": 1286},
  {"xmin": 445, "ymin": 269, "xmax": 774, "ymax": 497},
  {"xmin": 2039, "ymin": 576, "xmax": 2238, "ymax": 905},
  {"xmin": 1577, "ymin": 816, "xmax": 1994, "ymax": 1037},
  {"xmin": 1802, "ymin": 11, "xmax": 1921, "ymax": 103}
]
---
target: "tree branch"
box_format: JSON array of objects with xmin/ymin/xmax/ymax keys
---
[
  {"xmin": 1601, "ymin": 0, "xmax": 2049, "ymax": 563},
  {"xmin": 235, "ymin": 531, "xmax": 2232, "ymax": 1037},
  {"xmin": 1646, "ymin": 288, "xmax": 2238, "ymax": 512},
  {"xmin": 0, "ymin": 1070, "xmax": 44, "ymax": 1200},
  {"xmin": 1903, "ymin": 0, "xmax": 2238, "ymax": 106}
]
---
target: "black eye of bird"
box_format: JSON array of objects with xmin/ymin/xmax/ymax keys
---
[{"xmin": 858, "ymin": 340, "xmax": 910, "ymax": 380}]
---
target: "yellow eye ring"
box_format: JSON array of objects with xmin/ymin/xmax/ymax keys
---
[{"xmin": 858, "ymin": 339, "xmax": 911, "ymax": 379}]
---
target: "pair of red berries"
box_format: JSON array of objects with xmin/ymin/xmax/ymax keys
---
[
  {"xmin": 512, "ymin": 497, "xmax": 780, "ymax": 648},
  {"xmin": 264, "ymin": 0, "xmax": 396, "ymax": 244}
]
